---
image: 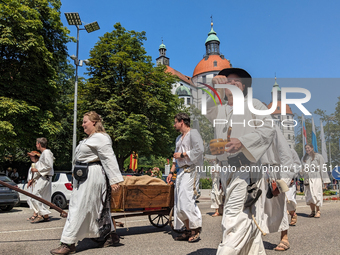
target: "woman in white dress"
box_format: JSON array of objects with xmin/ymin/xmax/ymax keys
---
[
  {"xmin": 301, "ymin": 143, "xmax": 330, "ymax": 218},
  {"xmin": 50, "ymin": 111, "xmax": 124, "ymax": 255}
]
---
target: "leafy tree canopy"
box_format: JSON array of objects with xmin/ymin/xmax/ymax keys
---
[
  {"xmin": 81, "ymin": 23, "xmax": 182, "ymax": 169},
  {"xmin": 0, "ymin": 0, "xmax": 72, "ymax": 165}
]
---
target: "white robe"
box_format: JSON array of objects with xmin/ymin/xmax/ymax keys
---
[
  {"xmin": 30, "ymin": 149, "xmax": 54, "ymax": 215},
  {"xmin": 259, "ymin": 125, "xmax": 299, "ymax": 234},
  {"xmin": 208, "ymin": 98, "xmax": 275, "ymax": 255},
  {"xmin": 173, "ymin": 129, "xmax": 203, "ymax": 230},
  {"xmin": 60, "ymin": 133, "xmax": 124, "ymax": 244},
  {"xmin": 211, "ymin": 169, "xmax": 223, "ymax": 209},
  {"xmin": 286, "ymin": 149, "xmax": 301, "ymax": 211},
  {"xmin": 301, "ymin": 153, "xmax": 330, "ymax": 207}
]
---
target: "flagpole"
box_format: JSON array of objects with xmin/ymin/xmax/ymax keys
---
[{"xmin": 302, "ymin": 115, "xmax": 305, "ymax": 156}]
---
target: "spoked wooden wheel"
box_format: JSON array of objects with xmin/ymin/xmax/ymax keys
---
[{"xmin": 148, "ymin": 213, "xmax": 169, "ymax": 228}]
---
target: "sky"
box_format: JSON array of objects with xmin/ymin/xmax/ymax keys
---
[{"xmin": 60, "ymin": 0, "xmax": 340, "ymax": 129}]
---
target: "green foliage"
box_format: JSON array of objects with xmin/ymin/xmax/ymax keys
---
[
  {"xmin": 0, "ymin": 0, "xmax": 72, "ymax": 166},
  {"xmin": 190, "ymin": 105, "xmax": 214, "ymax": 153},
  {"xmin": 295, "ymin": 96, "xmax": 340, "ymax": 167},
  {"xmin": 80, "ymin": 23, "xmax": 182, "ymax": 169},
  {"xmin": 200, "ymin": 177, "xmax": 212, "ymax": 189}
]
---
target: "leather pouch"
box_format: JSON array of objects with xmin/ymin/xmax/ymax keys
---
[
  {"xmin": 73, "ymin": 164, "xmax": 88, "ymax": 182},
  {"xmin": 244, "ymin": 183, "xmax": 262, "ymax": 208}
]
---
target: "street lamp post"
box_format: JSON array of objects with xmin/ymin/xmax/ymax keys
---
[{"xmin": 64, "ymin": 13, "xmax": 100, "ymax": 163}]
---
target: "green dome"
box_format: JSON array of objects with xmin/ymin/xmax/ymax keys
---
[
  {"xmin": 159, "ymin": 43, "xmax": 166, "ymax": 49},
  {"xmin": 175, "ymin": 85, "xmax": 191, "ymax": 96},
  {"xmin": 272, "ymin": 80, "xmax": 281, "ymax": 92},
  {"xmin": 205, "ymin": 27, "xmax": 220, "ymax": 44}
]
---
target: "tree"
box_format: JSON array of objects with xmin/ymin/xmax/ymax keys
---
[
  {"xmin": 81, "ymin": 23, "xmax": 182, "ymax": 169},
  {"xmin": 0, "ymin": 0, "xmax": 71, "ymax": 164},
  {"xmin": 189, "ymin": 104, "xmax": 214, "ymax": 153}
]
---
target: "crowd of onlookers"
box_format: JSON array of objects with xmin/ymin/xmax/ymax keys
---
[
  {"xmin": 123, "ymin": 167, "xmax": 152, "ymax": 176},
  {"xmin": 0, "ymin": 167, "xmax": 27, "ymax": 183}
]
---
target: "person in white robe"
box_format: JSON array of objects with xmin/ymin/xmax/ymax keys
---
[
  {"xmin": 26, "ymin": 151, "xmax": 41, "ymax": 221},
  {"xmin": 259, "ymin": 124, "xmax": 299, "ymax": 251},
  {"xmin": 27, "ymin": 138, "xmax": 54, "ymax": 223},
  {"xmin": 286, "ymin": 148, "xmax": 301, "ymax": 226},
  {"xmin": 50, "ymin": 111, "xmax": 124, "ymax": 255},
  {"xmin": 166, "ymin": 112, "xmax": 204, "ymax": 243},
  {"xmin": 210, "ymin": 163, "xmax": 223, "ymax": 216},
  {"xmin": 301, "ymin": 143, "xmax": 330, "ymax": 218},
  {"xmin": 207, "ymin": 68, "xmax": 275, "ymax": 255}
]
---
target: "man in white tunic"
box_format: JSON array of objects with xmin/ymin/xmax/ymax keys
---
[
  {"xmin": 167, "ymin": 113, "xmax": 204, "ymax": 243},
  {"xmin": 210, "ymin": 162, "xmax": 223, "ymax": 217},
  {"xmin": 286, "ymin": 148, "xmax": 300, "ymax": 226},
  {"xmin": 207, "ymin": 68, "xmax": 275, "ymax": 255},
  {"xmin": 259, "ymin": 124, "xmax": 300, "ymax": 251},
  {"xmin": 27, "ymin": 137, "xmax": 54, "ymax": 223}
]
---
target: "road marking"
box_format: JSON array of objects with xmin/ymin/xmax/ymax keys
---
[
  {"xmin": 0, "ymin": 227, "xmax": 64, "ymax": 234},
  {"xmin": 0, "ymin": 219, "xmax": 151, "ymax": 234}
]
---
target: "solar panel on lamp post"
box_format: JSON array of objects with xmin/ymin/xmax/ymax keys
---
[{"xmin": 64, "ymin": 12, "xmax": 100, "ymax": 164}]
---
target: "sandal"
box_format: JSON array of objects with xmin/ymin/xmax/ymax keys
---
[
  {"xmin": 31, "ymin": 216, "xmax": 50, "ymax": 223},
  {"xmin": 174, "ymin": 231, "xmax": 191, "ymax": 241},
  {"xmin": 188, "ymin": 228, "xmax": 201, "ymax": 243},
  {"xmin": 308, "ymin": 211, "xmax": 315, "ymax": 218},
  {"xmin": 27, "ymin": 215, "xmax": 38, "ymax": 221},
  {"xmin": 289, "ymin": 214, "xmax": 297, "ymax": 226},
  {"xmin": 212, "ymin": 212, "xmax": 221, "ymax": 217},
  {"xmin": 274, "ymin": 240, "xmax": 290, "ymax": 251},
  {"xmin": 314, "ymin": 211, "xmax": 321, "ymax": 218}
]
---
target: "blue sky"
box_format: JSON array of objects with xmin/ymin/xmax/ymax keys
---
[{"xmin": 60, "ymin": 0, "xmax": 340, "ymax": 127}]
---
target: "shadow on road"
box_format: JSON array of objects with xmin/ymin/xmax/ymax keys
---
[
  {"xmin": 187, "ymin": 248, "xmax": 217, "ymax": 254},
  {"xmin": 263, "ymin": 241, "xmax": 278, "ymax": 250},
  {"xmin": 297, "ymin": 212, "xmax": 310, "ymax": 218},
  {"xmin": 75, "ymin": 238, "xmax": 125, "ymax": 253},
  {"xmin": 117, "ymin": 225, "xmax": 173, "ymax": 237}
]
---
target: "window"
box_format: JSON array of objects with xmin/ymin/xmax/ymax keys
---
[
  {"xmin": 202, "ymin": 75, "xmax": 206, "ymax": 84},
  {"xmin": 288, "ymin": 134, "xmax": 291, "ymax": 139},
  {"xmin": 277, "ymin": 106, "xmax": 280, "ymax": 110},
  {"xmin": 213, "ymin": 61, "xmax": 217, "ymax": 67},
  {"xmin": 187, "ymin": 98, "xmax": 190, "ymax": 105}
]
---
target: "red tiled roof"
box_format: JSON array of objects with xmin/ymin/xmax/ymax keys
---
[
  {"xmin": 267, "ymin": 101, "xmax": 293, "ymax": 115},
  {"xmin": 166, "ymin": 66, "xmax": 194, "ymax": 86}
]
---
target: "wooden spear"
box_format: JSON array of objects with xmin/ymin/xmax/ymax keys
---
[{"xmin": 0, "ymin": 180, "xmax": 68, "ymax": 218}]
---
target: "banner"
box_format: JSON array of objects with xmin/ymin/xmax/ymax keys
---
[
  {"xmin": 129, "ymin": 151, "xmax": 138, "ymax": 171},
  {"xmin": 311, "ymin": 117, "xmax": 318, "ymax": 152},
  {"xmin": 320, "ymin": 120, "xmax": 328, "ymax": 162},
  {"xmin": 302, "ymin": 114, "xmax": 307, "ymax": 155}
]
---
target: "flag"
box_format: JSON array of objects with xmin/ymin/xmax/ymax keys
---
[
  {"xmin": 302, "ymin": 115, "xmax": 307, "ymax": 155},
  {"xmin": 129, "ymin": 151, "xmax": 138, "ymax": 171},
  {"xmin": 311, "ymin": 117, "xmax": 318, "ymax": 152},
  {"xmin": 320, "ymin": 120, "xmax": 328, "ymax": 162}
]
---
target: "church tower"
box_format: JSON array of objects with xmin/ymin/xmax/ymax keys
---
[{"xmin": 156, "ymin": 40, "xmax": 169, "ymax": 66}]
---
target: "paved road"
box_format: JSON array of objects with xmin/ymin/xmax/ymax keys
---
[{"xmin": 0, "ymin": 198, "xmax": 339, "ymax": 255}]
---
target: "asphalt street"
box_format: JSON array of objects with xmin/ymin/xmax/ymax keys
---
[{"xmin": 0, "ymin": 194, "xmax": 339, "ymax": 255}]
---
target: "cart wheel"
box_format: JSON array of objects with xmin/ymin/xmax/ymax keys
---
[
  {"xmin": 169, "ymin": 207, "xmax": 183, "ymax": 233},
  {"xmin": 148, "ymin": 214, "xmax": 169, "ymax": 228}
]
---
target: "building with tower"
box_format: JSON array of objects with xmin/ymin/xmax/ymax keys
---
[
  {"xmin": 156, "ymin": 21, "xmax": 295, "ymax": 146},
  {"xmin": 267, "ymin": 77, "xmax": 295, "ymax": 148}
]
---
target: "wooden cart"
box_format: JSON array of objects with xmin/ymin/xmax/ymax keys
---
[{"xmin": 111, "ymin": 184, "xmax": 175, "ymax": 229}]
